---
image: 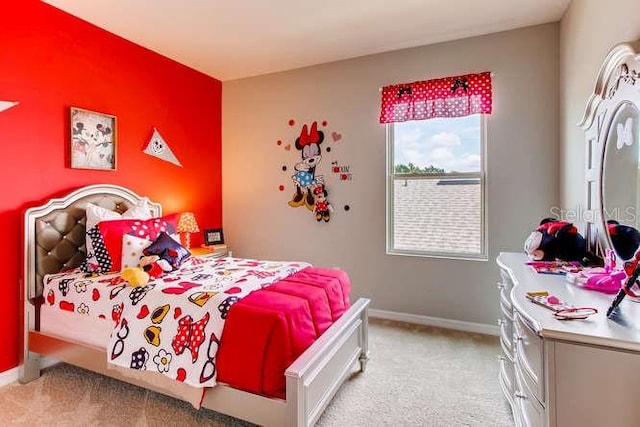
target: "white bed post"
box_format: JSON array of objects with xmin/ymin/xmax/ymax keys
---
[
  {"xmin": 20, "ymin": 206, "xmax": 42, "ymax": 383},
  {"xmin": 358, "ymin": 303, "xmax": 370, "ymax": 372},
  {"xmin": 19, "ymin": 278, "xmax": 41, "ymax": 383}
]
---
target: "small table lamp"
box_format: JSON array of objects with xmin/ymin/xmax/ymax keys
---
[{"xmin": 176, "ymin": 212, "xmax": 199, "ymax": 249}]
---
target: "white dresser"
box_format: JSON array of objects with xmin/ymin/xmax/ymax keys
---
[{"xmin": 497, "ymin": 252, "xmax": 640, "ymax": 426}]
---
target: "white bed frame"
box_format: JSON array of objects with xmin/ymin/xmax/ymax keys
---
[{"xmin": 20, "ymin": 184, "xmax": 370, "ymax": 426}]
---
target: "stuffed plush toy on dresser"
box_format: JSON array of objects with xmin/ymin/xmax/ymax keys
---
[{"xmin": 524, "ymin": 218, "xmax": 586, "ymax": 261}]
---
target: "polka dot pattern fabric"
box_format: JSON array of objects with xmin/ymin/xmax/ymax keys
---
[
  {"xmin": 81, "ymin": 226, "xmax": 113, "ymax": 273},
  {"xmin": 379, "ymin": 71, "xmax": 492, "ymax": 123}
]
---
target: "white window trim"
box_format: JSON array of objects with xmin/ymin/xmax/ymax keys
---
[{"xmin": 385, "ymin": 116, "xmax": 488, "ymax": 261}]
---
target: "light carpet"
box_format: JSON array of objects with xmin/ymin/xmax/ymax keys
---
[{"xmin": 0, "ymin": 319, "xmax": 513, "ymax": 426}]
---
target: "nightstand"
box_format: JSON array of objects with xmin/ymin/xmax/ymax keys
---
[{"xmin": 190, "ymin": 246, "xmax": 230, "ymax": 258}]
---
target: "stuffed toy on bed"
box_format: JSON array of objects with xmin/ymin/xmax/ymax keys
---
[
  {"xmin": 524, "ymin": 218, "xmax": 587, "ymax": 261},
  {"xmin": 139, "ymin": 255, "xmax": 172, "ymax": 279},
  {"xmin": 121, "ymin": 267, "xmax": 150, "ymax": 287}
]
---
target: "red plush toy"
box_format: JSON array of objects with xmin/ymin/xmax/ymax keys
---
[{"xmin": 139, "ymin": 255, "xmax": 172, "ymax": 279}]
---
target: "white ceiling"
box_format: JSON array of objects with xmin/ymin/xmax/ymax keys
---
[{"xmin": 42, "ymin": 0, "xmax": 571, "ymax": 81}]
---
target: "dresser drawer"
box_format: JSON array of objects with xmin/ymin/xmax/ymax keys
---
[
  {"xmin": 499, "ymin": 268, "xmax": 514, "ymax": 290},
  {"xmin": 499, "ymin": 317, "xmax": 513, "ymax": 356},
  {"xmin": 499, "ymin": 353, "xmax": 514, "ymax": 400},
  {"xmin": 514, "ymin": 366, "xmax": 545, "ymax": 427},
  {"xmin": 498, "ymin": 273, "xmax": 513, "ymax": 312},
  {"xmin": 514, "ymin": 313, "xmax": 544, "ymax": 403},
  {"xmin": 499, "ymin": 288, "xmax": 513, "ymax": 315}
]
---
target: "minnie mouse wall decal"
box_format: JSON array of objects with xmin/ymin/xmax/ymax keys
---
[
  {"xmin": 281, "ymin": 119, "xmax": 353, "ymax": 223},
  {"xmin": 289, "ymin": 121, "xmax": 325, "ymax": 211}
]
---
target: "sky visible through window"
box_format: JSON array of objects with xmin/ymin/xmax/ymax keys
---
[{"xmin": 394, "ymin": 115, "xmax": 481, "ymax": 173}]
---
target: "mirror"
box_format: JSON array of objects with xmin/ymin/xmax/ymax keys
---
[
  {"xmin": 581, "ymin": 41, "xmax": 640, "ymax": 264},
  {"xmin": 602, "ymin": 103, "xmax": 640, "ymax": 260}
]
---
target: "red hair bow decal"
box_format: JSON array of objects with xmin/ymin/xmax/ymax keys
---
[
  {"xmin": 297, "ymin": 121, "xmax": 321, "ymax": 147},
  {"xmin": 172, "ymin": 312, "xmax": 210, "ymax": 362}
]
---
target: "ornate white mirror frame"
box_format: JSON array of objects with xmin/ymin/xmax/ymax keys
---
[{"xmin": 579, "ymin": 41, "xmax": 640, "ymax": 262}]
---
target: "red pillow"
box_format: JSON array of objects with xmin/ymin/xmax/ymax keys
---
[{"xmin": 98, "ymin": 213, "xmax": 179, "ymax": 271}]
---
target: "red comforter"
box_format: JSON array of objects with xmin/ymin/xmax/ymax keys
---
[{"xmin": 216, "ymin": 267, "xmax": 351, "ymax": 398}]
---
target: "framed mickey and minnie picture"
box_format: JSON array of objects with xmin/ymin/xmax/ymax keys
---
[
  {"xmin": 70, "ymin": 107, "xmax": 117, "ymax": 170},
  {"xmin": 203, "ymin": 228, "xmax": 224, "ymax": 246}
]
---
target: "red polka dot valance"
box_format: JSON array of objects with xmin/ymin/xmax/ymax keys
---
[{"xmin": 379, "ymin": 71, "xmax": 492, "ymax": 123}]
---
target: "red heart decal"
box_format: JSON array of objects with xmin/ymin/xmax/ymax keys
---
[
  {"xmin": 173, "ymin": 307, "xmax": 182, "ymax": 319},
  {"xmin": 162, "ymin": 281, "xmax": 200, "ymax": 295},
  {"xmin": 137, "ymin": 305, "xmax": 150, "ymax": 319},
  {"xmin": 331, "ymin": 131, "xmax": 342, "ymax": 142},
  {"xmin": 225, "ymin": 287, "xmax": 241, "ymax": 294},
  {"xmin": 176, "ymin": 368, "xmax": 186, "ymax": 382},
  {"xmin": 92, "ymin": 288, "xmax": 100, "ymax": 301},
  {"xmin": 47, "ymin": 289, "xmax": 55, "ymax": 306}
]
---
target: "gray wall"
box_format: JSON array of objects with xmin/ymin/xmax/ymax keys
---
[
  {"xmin": 222, "ymin": 24, "xmax": 559, "ymax": 327},
  {"xmin": 560, "ymin": 0, "xmax": 640, "ymax": 214}
]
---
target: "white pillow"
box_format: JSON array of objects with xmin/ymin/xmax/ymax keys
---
[
  {"xmin": 82, "ymin": 198, "xmax": 153, "ymax": 273},
  {"xmin": 86, "ymin": 198, "xmax": 152, "ymax": 229}
]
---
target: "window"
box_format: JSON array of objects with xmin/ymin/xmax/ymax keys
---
[{"xmin": 386, "ymin": 114, "xmax": 487, "ymax": 259}]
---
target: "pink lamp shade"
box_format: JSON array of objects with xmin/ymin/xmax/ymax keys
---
[{"xmin": 176, "ymin": 212, "xmax": 199, "ymax": 249}]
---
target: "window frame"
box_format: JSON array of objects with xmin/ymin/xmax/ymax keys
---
[{"xmin": 385, "ymin": 115, "xmax": 488, "ymax": 261}]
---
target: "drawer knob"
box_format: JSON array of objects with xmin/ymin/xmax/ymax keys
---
[
  {"xmin": 497, "ymin": 282, "xmax": 506, "ymax": 290},
  {"xmin": 515, "ymin": 392, "xmax": 526, "ymax": 399}
]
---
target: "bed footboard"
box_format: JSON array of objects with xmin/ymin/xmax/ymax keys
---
[
  {"xmin": 199, "ymin": 297, "xmax": 370, "ymax": 427},
  {"xmin": 285, "ymin": 297, "xmax": 370, "ymax": 426}
]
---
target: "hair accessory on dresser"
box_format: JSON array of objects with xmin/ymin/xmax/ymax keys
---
[
  {"xmin": 525, "ymin": 292, "xmax": 598, "ymax": 320},
  {"xmin": 553, "ymin": 307, "xmax": 598, "ymax": 320}
]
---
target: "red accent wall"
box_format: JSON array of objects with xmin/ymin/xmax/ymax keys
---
[{"xmin": 0, "ymin": 1, "xmax": 222, "ymax": 373}]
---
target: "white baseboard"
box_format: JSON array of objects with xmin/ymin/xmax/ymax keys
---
[
  {"xmin": 369, "ymin": 309, "xmax": 499, "ymax": 336},
  {"xmin": 0, "ymin": 367, "xmax": 18, "ymax": 388},
  {"xmin": 0, "ymin": 357, "xmax": 59, "ymax": 389}
]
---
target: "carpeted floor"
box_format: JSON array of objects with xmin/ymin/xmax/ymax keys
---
[{"xmin": 0, "ymin": 319, "xmax": 513, "ymax": 426}]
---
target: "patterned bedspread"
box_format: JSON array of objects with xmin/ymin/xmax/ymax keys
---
[{"xmin": 43, "ymin": 256, "xmax": 310, "ymax": 387}]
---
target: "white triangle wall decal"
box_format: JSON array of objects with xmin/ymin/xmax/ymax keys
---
[
  {"xmin": 143, "ymin": 128, "xmax": 182, "ymax": 167},
  {"xmin": 0, "ymin": 101, "xmax": 19, "ymax": 112}
]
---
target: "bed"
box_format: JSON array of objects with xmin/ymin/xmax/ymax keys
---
[{"xmin": 19, "ymin": 183, "xmax": 370, "ymax": 426}]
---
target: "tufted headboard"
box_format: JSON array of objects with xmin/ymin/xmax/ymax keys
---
[{"xmin": 23, "ymin": 184, "xmax": 162, "ymax": 301}]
